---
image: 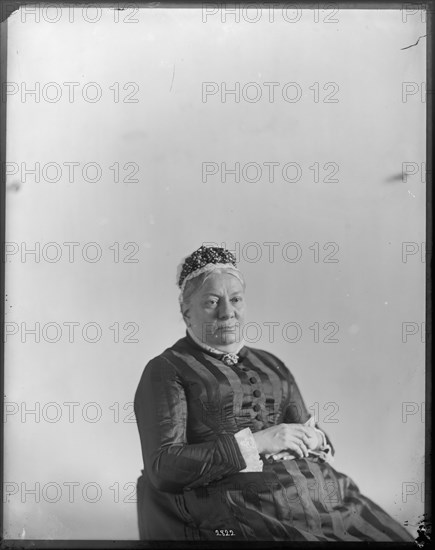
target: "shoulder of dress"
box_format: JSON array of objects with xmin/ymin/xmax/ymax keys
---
[
  {"xmin": 145, "ymin": 349, "xmax": 179, "ymax": 368},
  {"xmin": 145, "ymin": 336, "xmax": 187, "ymax": 361},
  {"xmin": 144, "ymin": 335, "xmax": 201, "ymax": 372}
]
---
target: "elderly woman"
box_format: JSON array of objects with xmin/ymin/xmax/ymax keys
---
[{"xmin": 134, "ymin": 245, "xmax": 413, "ymax": 542}]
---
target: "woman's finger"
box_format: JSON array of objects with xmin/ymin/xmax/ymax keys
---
[
  {"xmin": 299, "ymin": 442, "xmax": 309, "ymax": 457},
  {"xmin": 271, "ymin": 451, "xmax": 290, "ymax": 461},
  {"xmin": 301, "ymin": 434, "xmax": 311, "ymax": 446},
  {"xmin": 288, "ymin": 442, "xmax": 304, "ymax": 458}
]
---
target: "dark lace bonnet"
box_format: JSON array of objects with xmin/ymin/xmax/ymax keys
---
[{"xmin": 176, "ymin": 245, "xmax": 242, "ymax": 303}]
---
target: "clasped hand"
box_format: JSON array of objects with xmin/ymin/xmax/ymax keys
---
[{"xmin": 252, "ymin": 423, "xmax": 321, "ymax": 460}]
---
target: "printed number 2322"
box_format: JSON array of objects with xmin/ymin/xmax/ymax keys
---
[{"xmin": 215, "ymin": 529, "xmax": 235, "ymax": 536}]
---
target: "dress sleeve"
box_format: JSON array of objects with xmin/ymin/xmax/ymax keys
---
[
  {"xmin": 134, "ymin": 356, "xmax": 248, "ymax": 494},
  {"xmin": 282, "ymin": 369, "xmax": 335, "ymax": 457}
]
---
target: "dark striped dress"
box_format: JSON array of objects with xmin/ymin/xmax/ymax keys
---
[{"xmin": 134, "ymin": 332, "xmax": 413, "ymax": 542}]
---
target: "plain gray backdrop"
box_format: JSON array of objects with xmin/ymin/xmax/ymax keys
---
[{"xmin": 3, "ymin": 5, "xmax": 426, "ymax": 540}]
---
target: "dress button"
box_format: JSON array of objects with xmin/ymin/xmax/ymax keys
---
[
  {"xmin": 255, "ymin": 414, "xmax": 262, "ymax": 420},
  {"xmin": 253, "ymin": 404, "xmax": 261, "ymax": 412},
  {"xmin": 253, "ymin": 390, "xmax": 261, "ymax": 397},
  {"xmin": 249, "ymin": 377, "xmax": 257, "ymax": 384}
]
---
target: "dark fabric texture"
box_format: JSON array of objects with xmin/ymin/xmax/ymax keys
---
[{"xmin": 134, "ymin": 332, "xmax": 413, "ymax": 542}]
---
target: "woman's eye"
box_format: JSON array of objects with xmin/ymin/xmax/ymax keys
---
[
  {"xmin": 231, "ymin": 297, "xmax": 242, "ymax": 303},
  {"xmin": 206, "ymin": 299, "xmax": 218, "ymax": 306}
]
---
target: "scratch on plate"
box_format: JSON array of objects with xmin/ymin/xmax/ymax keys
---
[
  {"xmin": 401, "ymin": 34, "xmax": 427, "ymax": 50},
  {"xmin": 169, "ymin": 64, "xmax": 176, "ymax": 92}
]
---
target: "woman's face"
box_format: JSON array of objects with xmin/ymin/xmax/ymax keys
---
[{"xmin": 184, "ymin": 271, "xmax": 246, "ymax": 351}]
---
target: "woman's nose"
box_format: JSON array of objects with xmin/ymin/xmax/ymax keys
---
[{"xmin": 218, "ymin": 299, "xmax": 235, "ymax": 319}]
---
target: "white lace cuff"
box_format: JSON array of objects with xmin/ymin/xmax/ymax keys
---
[{"xmin": 234, "ymin": 428, "xmax": 264, "ymax": 472}]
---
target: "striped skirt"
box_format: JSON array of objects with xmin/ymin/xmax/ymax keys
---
[{"xmin": 182, "ymin": 458, "xmax": 414, "ymax": 542}]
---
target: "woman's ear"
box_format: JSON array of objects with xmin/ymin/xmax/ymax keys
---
[{"xmin": 181, "ymin": 307, "xmax": 190, "ymax": 326}]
